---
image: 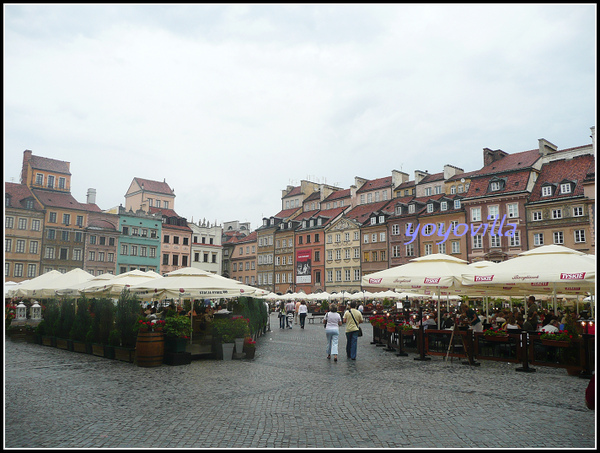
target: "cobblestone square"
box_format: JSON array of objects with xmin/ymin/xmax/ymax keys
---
[{"xmin": 4, "ymin": 314, "xmax": 596, "ymax": 449}]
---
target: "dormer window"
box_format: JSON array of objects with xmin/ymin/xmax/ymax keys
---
[
  {"xmin": 370, "ymin": 217, "xmax": 376, "ymax": 225},
  {"xmin": 560, "ymin": 182, "xmax": 572, "ymax": 194},
  {"xmin": 263, "ymin": 219, "xmax": 268, "ymax": 226},
  {"xmin": 427, "ymin": 203, "xmax": 434, "ymax": 213},
  {"xmin": 450, "ymin": 186, "xmax": 456, "ymax": 194},
  {"xmin": 441, "ymin": 201, "xmax": 448, "ymax": 211},
  {"xmin": 317, "ymin": 218, "xmax": 322, "ymax": 226},
  {"xmin": 302, "ymin": 220, "xmax": 306, "ymax": 228},
  {"xmin": 454, "ymin": 199, "xmax": 461, "ymax": 209},
  {"xmin": 378, "ymin": 215, "xmax": 384, "ymax": 223},
  {"xmin": 542, "ymin": 186, "xmax": 553, "ymax": 197},
  {"xmin": 490, "ymin": 181, "xmax": 501, "ymax": 191},
  {"xmin": 408, "ymin": 204, "xmax": 415, "ymax": 214},
  {"xmin": 395, "ymin": 206, "xmax": 402, "ymax": 215}
]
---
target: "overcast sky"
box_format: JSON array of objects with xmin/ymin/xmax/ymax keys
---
[{"xmin": 4, "ymin": 4, "xmax": 596, "ymax": 230}]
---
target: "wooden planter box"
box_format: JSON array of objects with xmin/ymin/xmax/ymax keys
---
[
  {"xmin": 541, "ymin": 339, "xmax": 571, "ymax": 348},
  {"xmin": 114, "ymin": 346, "xmax": 136, "ymax": 363},
  {"xmin": 92, "ymin": 343, "xmax": 106, "ymax": 357},
  {"xmin": 72, "ymin": 340, "xmax": 87, "ymax": 353},
  {"xmin": 55, "ymin": 338, "xmax": 71, "ymax": 351},
  {"xmin": 41, "ymin": 336, "xmax": 56, "ymax": 347}
]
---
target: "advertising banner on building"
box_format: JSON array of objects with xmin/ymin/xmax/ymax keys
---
[{"xmin": 296, "ymin": 250, "xmax": 312, "ymax": 284}]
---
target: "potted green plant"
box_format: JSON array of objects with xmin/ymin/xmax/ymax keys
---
[
  {"xmin": 212, "ymin": 318, "xmax": 236, "ymax": 360},
  {"xmin": 42, "ymin": 300, "xmax": 59, "ymax": 347},
  {"xmin": 70, "ymin": 297, "xmax": 91, "ymax": 353},
  {"xmin": 163, "ymin": 315, "xmax": 191, "ymax": 353},
  {"xmin": 114, "ymin": 289, "xmax": 139, "ymax": 362},
  {"xmin": 56, "ymin": 298, "xmax": 75, "ymax": 351},
  {"xmin": 243, "ymin": 336, "xmax": 256, "ymax": 359},
  {"xmin": 231, "ymin": 316, "xmax": 250, "ymax": 354}
]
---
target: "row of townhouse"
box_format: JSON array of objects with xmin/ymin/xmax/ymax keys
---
[
  {"xmin": 5, "ymin": 151, "xmax": 224, "ymax": 282},
  {"xmin": 229, "ymin": 129, "xmax": 595, "ymax": 294}
]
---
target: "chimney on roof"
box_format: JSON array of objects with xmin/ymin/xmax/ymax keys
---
[
  {"xmin": 21, "ymin": 150, "xmax": 33, "ymax": 185},
  {"xmin": 87, "ymin": 188, "xmax": 97, "ymax": 205},
  {"xmin": 483, "ymin": 148, "xmax": 509, "ymax": 166},
  {"xmin": 414, "ymin": 170, "xmax": 429, "ymax": 184},
  {"xmin": 443, "ymin": 164, "xmax": 463, "ymax": 180},
  {"xmin": 392, "ymin": 170, "xmax": 409, "ymax": 188},
  {"xmin": 538, "ymin": 138, "xmax": 558, "ymax": 156}
]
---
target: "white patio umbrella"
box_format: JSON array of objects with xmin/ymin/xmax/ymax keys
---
[
  {"xmin": 82, "ymin": 269, "xmax": 161, "ymax": 297},
  {"xmin": 307, "ymin": 291, "xmax": 331, "ymax": 301},
  {"xmin": 5, "ymin": 281, "xmax": 19, "ymax": 298},
  {"xmin": 128, "ymin": 267, "xmax": 261, "ymax": 300},
  {"xmin": 32, "ymin": 268, "xmax": 95, "ymax": 298},
  {"xmin": 362, "ymin": 254, "xmax": 472, "ymax": 322},
  {"xmin": 10, "ymin": 270, "xmax": 62, "ymax": 298},
  {"xmin": 461, "ymin": 245, "xmax": 596, "ymax": 314},
  {"xmin": 56, "ymin": 272, "xmax": 115, "ymax": 297}
]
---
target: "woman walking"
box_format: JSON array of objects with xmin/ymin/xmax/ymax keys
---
[{"xmin": 324, "ymin": 304, "xmax": 342, "ymax": 361}]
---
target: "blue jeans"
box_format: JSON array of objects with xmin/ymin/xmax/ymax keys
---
[
  {"xmin": 279, "ymin": 314, "xmax": 286, "ymax": 329},
  {"xmin": 326, "ymin": 330, "xmax": 339, "ymax": 356},
  {"xmin": 346, "ymin": 331, "xmax": 359, "ymax": 359}
]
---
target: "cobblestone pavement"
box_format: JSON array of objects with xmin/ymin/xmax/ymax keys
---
[{"xmin": 4, "ymin": 314, "xmax": 596, "ymax": 449}]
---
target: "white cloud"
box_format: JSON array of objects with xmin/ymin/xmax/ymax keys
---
[{"xmin": 4, "ymin": 4, "xmax": 596, "ymax": 229}]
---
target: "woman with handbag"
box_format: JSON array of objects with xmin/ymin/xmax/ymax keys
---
[
  {"xmin": 323, "ymin": 304, "xmax": 342, "ymax": 361},
  {"xmin": 343, "ymin": 301, "xmax": 364, "ymax": 360}
]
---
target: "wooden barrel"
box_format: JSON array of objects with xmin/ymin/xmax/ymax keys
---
[{"xmin": 135, "ymin": 332, "xmax": 165, "ymax": 367}]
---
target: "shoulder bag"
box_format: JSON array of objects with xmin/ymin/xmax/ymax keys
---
[
  {"xmin": 348, "ymin": 309, "xmax": 363, "ymax": 337},
  {"xmin": 324, "ymin": 313, "xmax": 328, "ymax": 328}
]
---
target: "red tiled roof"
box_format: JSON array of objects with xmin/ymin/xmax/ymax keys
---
[
  {"xmin": 282, "ymin": 186, "xmax": 302, "ymax": 198},
  {"xmin": 322, "ymin": 188, "xmax": 351, "ymax": 202},
  {"xmin": 477, "ymin": 149, "xmax": 540, "ymax": 175},
  {"xmin": 356, "ymin": 176, "xmax": 392, "ymax": 193},
  {"xmin": 345, "ymin": 200, "xmax": 393, "ymax": 224},
  {"xmin": 528, "ymin": 154, "xmax": 595, "ymax": 203},
  {"xmin": 446, "ymin": 169, "xmax": 479, "ymax": 182},
  {"xmin": 464, "ymin": 169, "xmax": 532, "ymax": 199},
  {"xmin": 419, "ymin": 172, "xmax": 444, "ymax": 184},
  {"xmin": 149, "ymin": 206, "xmax": 180, "ymax": 218},
  {"xmin": 81, "ymin": 203, "xmax": 102, "ymax": 212},
  {"xmin": 5, "ymin": 183, "xmax": 44, "ymax": 210},
  {"xmin": 133, "ymin": 177, "xmax": 174, "ymax": 195},
  {"xmin": 304, "ymin": 191, "xmax": 321, "ymax": 202},
  {"xmin": 31, "ymin": 188, "xmax": 87, "ymax": 210},
  {"xmin": 272, "ymin": 207, "xmax": 301, "ymax": 219},
  {"xmin": 29, "ymin": 155, "xmax": 71, "ymax": 175}
]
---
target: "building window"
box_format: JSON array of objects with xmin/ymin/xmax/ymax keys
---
[
  {"xmin": 16, "ymin": 239, "xmax": 26, "ymax": 253},
  {"xmin": 487, "ymin": 206, "xmax": 498, "ymax": 220},
  {"xmin": 63, "ymin": 214, "xmax": 71, "ymax": 225},
  {"xmin": 507, "ymin": 203, "xmax": 519, "ymax": 218},
  {"xmin": 47, "ymin": 175, "xmax": 55, "ymax": 188},
  {"xmin": 451, "ymin": 240, "xmax": 460, "ymax": 254},
  {"xmin": 31, "ymin": 219, "xmax": 41, "ymax": 231},
  {"xmin": 427, "ymin": 203, "xmax": 434, "ymax": 213},
  {"xmin": 560, "ymin": 183, "xmax": 572, "ymax": 194},
  {"xmin": 405, "ymin": 244, "xmax": 415, "ymax": 257},
  {"xmin": 489, "ymin": 181, "xmax": 501, "ymax": 191},
  {"xmin": 47, "ymin": 229, "xmax": 56, "ymax": 240},
  {"xmin": 163, "ymin": 254, "xmax": 169, "ymax": 265},
  {"xmin": 58, "ymin": 177, "xmax": 66, "ymax": 189},
  {"xmin": 438, "ymin": 242, "xmax": 446, "ymax": 254},
  {"xmin": 73, "ymin": 249, "xmax": 82, "ymax": 261},
  {"xmin": 532, "ymin": 211, "xmax": 542, "ymax": 221},
  {"xmin": 27, "ymin": 264, "xmax": 37, "ymax": 278},
  {"xmin": 490, "ymin": 234, "xmax": 501, "ymax": 248},
  {"xmin": 121, "ymin": 244, "xmax": 128, "ymax": 255},
  {"xmin": 61, "ymin": 231, "xmax": 69, "ymax": 241},
  {"xmin": 534, "ymin": 233, "xmax": 544, "ymax": 246},
  {"xmin": 392, "ymin": 245, "xmax": 401, "ymax": 257},
  {"xmin": 574, "ymin": 230, "xmax": 586, "ymax": 243},
  {"xmin": 471, "ymin": 207, "xmax": 481, "ymax": 222},
  {"xmin": 441, "ymin": 201, "xmax": 448, "ymax": 211},
  {"xmin": 424, "ymin": 244, "xmax": 433, "ymax": 255},
  {"xmin": 509, "ymin": 230, "xmax": 521, "ymax": 247},
  {"xmin": 5, "ymin": 239, "xmax": 12, "ymax": 253},
  {"xmin": 14, "ymin": 263, "xmax": 24, "ymax": 278},
  {"xmin": 473, "ymin": 235, "xmax": 483, "ymax": 248},
  {"xmin": 89, "ymin": 251, "xmax": 96, "ymax": 261},
  {"xmin": 542, "ymin": 186, "xmax": 552, "ymax": 197},
  {"xmin": 551, "ymin": 209, "xmax": 562, "ymax": 219},
  {"xmin": 59, "ymin": 248, "xmax": 68, "ymax": 260},
  {"xmin": 553, "ymin": 231, "xmax": 564, "ymax": 244},
  {"xmin": 35, "ymin": 173, "xmax": 44, "ymax": 186},
  {"xmin": 392, "ymin": 224, "xmax": 400, "ymax": 235},
  {"xmin": 49, "ymin": 212, "xmax": 57, "ymax": 223},
  {"xmin": 454, "ymin": 199, "xmax": 461, "ymax": 209},
  {"xmin": 573, "ymin": 206, "xmax": 584, "ymax": 217},
  {"xmin": 29, "ymin": 241, "xmax": 38, "ymax": 254},
  {"xmin": 45, "ymin": 247, "xmax": 55, "ymax": 259}
]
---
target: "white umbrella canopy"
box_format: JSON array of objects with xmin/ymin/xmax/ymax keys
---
[
  {"xmin": 329, "ymin": 291, "xmax": 353, "ymax": 301},
  {"xmin": 307, "ymin": 291, "xmax": 331, "ymax": 301},
  {"xmin": 82, "ymin": 269, "xmax": 161, "ymax": 297},
  {"xmin": 10, "ymin": 270, "xmax": 62, "ymax": 298},
  {"xmin": 32, "ymin": 268, "xmax": 95, "ymax": 298},
  {"xmin": 128, "ymin": 266, "xmax": 261, "ymax": 300},
  {"xmin": 4, "ymin": 281, "xmax": 20, "ymax": 297},
  {"xmin": 56, "ymin": 272, "xmax": 115, "ymax": 297},
  {"xmin": 461, "ymin": 245, "xmax": 596, "ymax": 294}
]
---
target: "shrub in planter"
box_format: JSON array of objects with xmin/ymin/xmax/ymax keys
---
[
  {"xmin": 57, "ymin": 298, "xmax": 76, "ymax": 339},
  {"xmin": 115, "ymin": 289, "xmax": 141, "ymax": 349},
  {"xmin": 164, "ymin": 315, "xmax": 192, "ymax": 339},
  {"xmin": 44, "ymin": 299, "xmax": 60, "ymax": 337}
]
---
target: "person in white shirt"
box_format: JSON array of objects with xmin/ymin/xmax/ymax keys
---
[
  {"xmin": 323, "ymin": 304, "xmax": 343, "ymax": 361},
  {"xmin": 541, "ymin": 319, "xmax": 559, "ymax": 333}
]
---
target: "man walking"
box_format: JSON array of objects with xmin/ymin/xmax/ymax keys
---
[{"xmin": 343, "ymin": 301, "xmax": 363, "ymax": 360}]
